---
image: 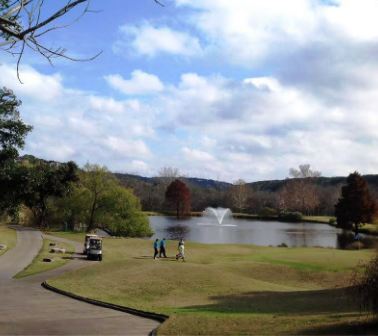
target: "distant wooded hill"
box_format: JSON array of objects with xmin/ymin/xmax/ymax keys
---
[
  {"xmin": 115, "ymin": 171, "xmax": 378, "ymax": 193},
  {"xmin": 20, "ymin": 155, "xmax": 378, "ymax": 215}
]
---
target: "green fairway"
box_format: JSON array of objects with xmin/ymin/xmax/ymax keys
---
[
  {"xmin": 15, "ymin": 238, "xmax": 74, "ymax": 278},
  {"xmin": 0, "ymin": 225, "xmax": 17, "ymax": 256},
  {"xmin": 48, "ymin": 236, "xmax": 376, "ymax": 335}
]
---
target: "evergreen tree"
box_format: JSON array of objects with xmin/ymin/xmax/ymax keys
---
[{"xmin": 335, "ymin": 172, "xmax": 376, "ymax": 234}]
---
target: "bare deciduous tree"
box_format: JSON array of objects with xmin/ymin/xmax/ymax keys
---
[
  {"xmin": 278, "ymin": 179, "xmax": 320, "ymax": 215},
  {"xmin": 0, "ymin": 0, "xmax": 164, "ymax": 81},
  {"xmin": 0, "ymin": 0, "xmax": 102, "ymax": 81},
  {"xmin": 229, "ymin": 179, "xmax": 249, "ymax": 213},
  {"xmin": 289, "ymin": 164, "xmax": 321, "ymax": 178}
]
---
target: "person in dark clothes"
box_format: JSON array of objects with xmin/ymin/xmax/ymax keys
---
[
  {"xmin": 159, "ymin": 238, "xmax": 167, "ymax": 258},
  {"xmin": 153, "ymin": 238, "xmax": 159, "ymax": 259}
]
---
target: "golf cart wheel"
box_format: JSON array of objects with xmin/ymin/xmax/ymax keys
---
[{"xmin": 99, "ymin": 255, "xmax": 102, "ymax": 261}]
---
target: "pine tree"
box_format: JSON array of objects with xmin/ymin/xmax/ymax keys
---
[{"xmin": 335, "ymin": 172, "xmax": 376, "ymax": 234}]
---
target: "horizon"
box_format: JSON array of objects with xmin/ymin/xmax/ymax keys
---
[{"xmin": 1, "ymin": 0, "xmax": 378, "ymax": 182}]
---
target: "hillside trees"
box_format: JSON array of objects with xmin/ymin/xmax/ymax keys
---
[
  {"xmin": 165, "ymin": 179, "xmax": 191, "ymax": 218},
  {"xmin": 335, "ymin": 172, "xmax": 376, "ymax": 234}
]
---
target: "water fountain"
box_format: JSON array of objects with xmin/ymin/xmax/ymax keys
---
[{"xmin": 198, "ymin": 207, "xmax": 237, "ymax": 226}]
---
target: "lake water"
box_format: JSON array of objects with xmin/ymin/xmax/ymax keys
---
[{"xmin": 149, "ymin": 216, "xmax": 372, "ymax": 249}]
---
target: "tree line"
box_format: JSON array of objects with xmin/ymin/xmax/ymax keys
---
[{"xmin": 121, "ymin": 165, "xmax": 378, "ymax": 236}]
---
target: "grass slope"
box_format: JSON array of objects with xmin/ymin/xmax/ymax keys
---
[
  {"xmin": 0, "ymin": 225, "xmax": 17, "ymax": 256},
  {"xmin": 15, "ymin": 238, "xmax": 74, "ymax": 278},
  {"xmin": 48, "ymin": 237, "xmax": 376, "ymax": 335}
]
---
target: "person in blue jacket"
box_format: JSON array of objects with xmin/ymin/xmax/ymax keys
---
[
  {"xmin": 153, "ymin": 239, "xmax": 159, "ymax": 259},
  {"xmin": 159, "ymin": 238, "xmax": 167, "ymax": 258}
]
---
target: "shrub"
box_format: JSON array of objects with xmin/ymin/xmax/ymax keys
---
[
  {"xmin": 278, "ymin": 211, "xmax": 303, "ymax": 222},
  {"xmin": 258, "ymin": 207, "xmax": 278, "ymax": 218},
  {"xmin": 353, "ymin": 254, "xmax": 378, "ymax": 315},
  {"xmin": 329, "ymin": 217, "xmax": 336, "ymax": 225}
]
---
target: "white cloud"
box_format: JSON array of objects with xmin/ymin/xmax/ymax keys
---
[
  {"xmin": 174, "ymin": 0, "xmax": 378, "ymax": 68},
  {"xmin": 0, "ymin": 63, "xmax": 152, "ymax": 168},
  {"xmin": 104, "ymin": 70, "xmax": 164, "ymax": 95},
  {"xmin": 129, "ymin": 160, "xmax": 151, "ymax": 175},
  {"xmin": 114, "ymin": 22, "xmax": 202, "ymax": 57},
  {"xmin": 89, "ymin": 96, "xmax": 127, "ymax": 113},
  {"xmin": 104, "ymin": 136, "xmax": 150, "ymax": 158},
  {"xmin": 182, "ymin": 147, "xmax": 214, "ymax": 162},
  {"xmin": 0, "ymin": 64, "xmax": 63, "ymax": 102}
]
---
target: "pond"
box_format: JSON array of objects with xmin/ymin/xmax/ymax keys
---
[{"xmin": 149, "ymin": 216, "xmax": 374, "ymax": 249}]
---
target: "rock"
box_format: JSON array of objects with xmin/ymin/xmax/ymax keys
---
[
  {"xmin": 43, "ymin": 258, "xmax": 54, "ymax": 262},
  {"xmin": 0, "ymin": 244, "xmax": 7, "ymax": 250},
  {"xmin": 50, "ymin": 247, "xmax": 66, "ymax": 253}
]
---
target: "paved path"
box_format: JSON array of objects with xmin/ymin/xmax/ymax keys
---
[{"xmin": 0, "ymin": 227, "xmax": 159, "ymax": 335}]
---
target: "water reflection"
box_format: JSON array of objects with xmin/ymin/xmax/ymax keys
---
[{"xmin": 149, "ymin": 216, "xmax": 377, "ymax": 249}]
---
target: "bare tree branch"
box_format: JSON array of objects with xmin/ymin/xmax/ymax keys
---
[
  {"xmin": 0, "ymin": 0, "xmax": 100, "ymax": 82},
  {"xmin": 1, "ymin": 0, "xmax": 164, "ymax": 82}
]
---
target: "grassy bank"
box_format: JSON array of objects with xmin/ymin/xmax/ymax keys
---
[
  {"xmin": 0, "ymin": 225, "xmax": 17, "ymax": 256},
  {"xmin": 15, "ymin": 238, "xmax": 74, "ymax": 278},
  {"xmin": 48, "ymin": 236, "xmax": 376, "ymax": 335}
]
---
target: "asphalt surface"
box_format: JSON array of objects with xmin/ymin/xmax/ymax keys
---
[{"xmin": 0, "ymin": 226, "xmax": 159, "ymax": 335}]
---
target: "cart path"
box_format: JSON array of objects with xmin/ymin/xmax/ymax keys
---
[{"xmin": 0, "ymin": 226, "xmax": 159, "ymax": 335}]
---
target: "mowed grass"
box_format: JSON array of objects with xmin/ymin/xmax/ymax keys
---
[
  {"xmin": 15, "ymin": 238, "xmax": 74, "ymax": 278},
  {"xmin": 48, "ymin": 236, "xmax": 377, "ymax": 335},
  {"xmin": 0, "ymin": 225, "xmax": 17, "ymax": 256}
]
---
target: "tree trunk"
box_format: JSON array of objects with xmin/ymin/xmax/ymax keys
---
[
  {"xmin": 354, "ymin": 222, "xmax": 359, "ymax": 235},
  {"xmin": 87, "ymin": 195, "xmax": 97, "ymax": 232}
]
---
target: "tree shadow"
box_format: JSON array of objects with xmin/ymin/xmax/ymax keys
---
[
  {"xmin": 180, "ymin": 287, "xmax": 359, "ymax": 316},
  {"xmin": 133, "ymin": 256, "xmax": 178, "ymax": 262},
  {"xmin": 299, "ymin": 317, "xmax": 378, "ymax": 335},
  {"xmin": 62, "ymin": 252, "xmax": 86, "ymax": 260}
]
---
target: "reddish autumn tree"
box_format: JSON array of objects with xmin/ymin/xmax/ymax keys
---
[
  {"xmin": 165, "ymin": 179, "xmax": 191, "ymax": 219},
  {"xmin": 335, "ymin": 172, "xmax": 376, "ymax": 235}
]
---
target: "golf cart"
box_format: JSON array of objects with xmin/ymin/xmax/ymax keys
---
[
  {"xmin": 87, "ymin": 236, "xmax": 103, "ymax": 261},
  {"xmin": 83, "ymin": 233, "xmax": 98, "ymax": 254}
]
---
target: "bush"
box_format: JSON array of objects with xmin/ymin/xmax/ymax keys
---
[
  {"xmin": 329, "ymin": 217, "xmax": 337, "ymax": 225},
  {"xmin": 353, "ymin": 254, "xmax": 378, "ymax": 315},
  {"xmin": 258, "ymin": 207, "xmax": 278, "ymax": 218},
  {"xmin": 100, "ymin": 186, "xmax": 153, "ymax": 237},
  {"xmin": 278, "ymin": 211, "xmax": 303, "ymax": 222}
]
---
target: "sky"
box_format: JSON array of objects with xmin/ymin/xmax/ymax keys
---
[{"xmin": 1, "ymin": 0, "xmax": 378, "ymax": 182}]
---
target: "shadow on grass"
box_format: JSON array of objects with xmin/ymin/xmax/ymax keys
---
[
  {"xmin": 300, "ymin": 317, "xmax": 378, "ymax": 335},
  {"xmin": 62, "ymin": 253, "xmax": 87, "ymax": 260},
  {"xmin": 133, "ymin": 256, "xmax": 178, "ymax": 262},
  {"xmin": 179, "ymin": 287, "xmax": 359, "ymax": 316}
]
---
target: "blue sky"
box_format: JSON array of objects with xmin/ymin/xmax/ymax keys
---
[{"xmin": 1, "ymin": 0, "xmax": 378, "ymax": 182}]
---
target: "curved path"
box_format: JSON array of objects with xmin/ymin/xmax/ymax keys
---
[{"xmin": 0, "ymin": 226, "xmax": 159, "ymax": 335}]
